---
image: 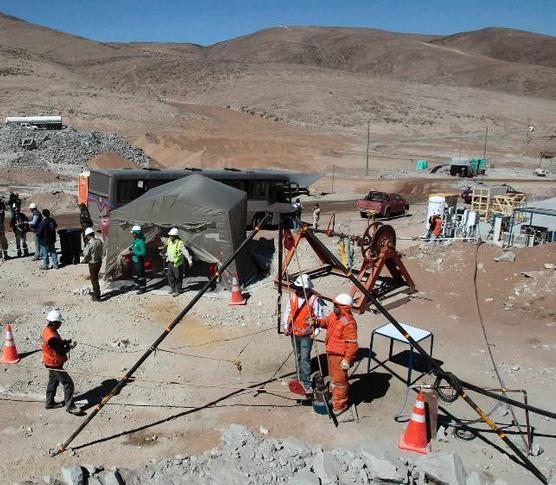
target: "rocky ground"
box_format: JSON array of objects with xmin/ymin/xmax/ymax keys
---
[
  {"xmin": 0, "ymin": 204, "xmax": 555, "ymax": 485},
  {"xmin": 0, "ymin": 125, "xmax": 152, "ymax": 175},
  {"xmin": 24, "ymin": 424, "xmax": 499, "ymax": 485}
]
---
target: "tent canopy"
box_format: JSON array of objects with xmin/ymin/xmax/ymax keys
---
[{"xmin": 104, "ymin": 174, "xmax": 250, "ymax": 282}]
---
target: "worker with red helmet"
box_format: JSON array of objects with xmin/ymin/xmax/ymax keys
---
[{"xmin": 316, "ymin": 293, "xmax": 358, "ymax": 413}]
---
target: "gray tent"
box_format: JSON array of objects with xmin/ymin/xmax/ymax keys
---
[{"xmin": 104, "ymin": 174, "xmax": 250, "ymax": 284}]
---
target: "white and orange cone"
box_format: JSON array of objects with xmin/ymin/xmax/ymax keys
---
[
  {"xmin": 398, "ymin": 391, "xmax": 431, "ymax": 454},
  {"xmin": 228, "ymin": 273, "xmax": 246, "ymax": 305},
  {"xmin": 0, "ymin": 324, "xmax": 20, "ymax": 364}
]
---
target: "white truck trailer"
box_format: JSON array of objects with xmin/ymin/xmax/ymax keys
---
[{"xmin": 5, "ymin": 115, "xmax": 63, "ymax": 130}]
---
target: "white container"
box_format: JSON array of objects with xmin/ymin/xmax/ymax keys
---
[{"xmin": 426, "ymin": 195, "xmax": 445, "ymax": 228}]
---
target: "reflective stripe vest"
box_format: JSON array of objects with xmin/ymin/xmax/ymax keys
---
[
  {"xmin": 166, "ymin": 239, "xmax": 185, "ymax": 266},
  {"xmin": 290, "ymin": 294, "xmax": 318, "ymax": 337},
  {"xmin": 42, "ymin": 326, "xmax": 67, "ymax": 368},
  {"xmin": 320, "ymin": 308, "xmax": 358, "ymax": 362}
]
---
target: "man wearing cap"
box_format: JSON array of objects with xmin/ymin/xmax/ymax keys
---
[
  {"xmin": 82, "ymin": 227, "xmax": 104, "ymax": 302},
  {"xmin": 28, "ymin": 203, "xmax": 43, "ymax": 260},
  {"xmin": 165, "ymin": 227, "xmax": 193, "ymax": 297},
  {"xmin": 42, "ymin": 310, "xmax": 83, "ymax": 415},
  {"xmin": 316, "ymin": 293, "xmax": 359, "ymax": 413},
  {"xmin": 282, "ymin": 274, "xmax": 325, "ymax": 396},
  {"xmin": 130, "ymin": 225, "xmax": 147, "ymax": 294}
]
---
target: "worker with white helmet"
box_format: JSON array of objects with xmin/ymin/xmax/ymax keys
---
[
  {"xmin": 165, "ymin": 227, "xmax": 193, "ymax": 297},
  {"xmin": 282, "ymin": 273, "xmax": 325, "ymax": 396},
  {"xmin": 42, "ymin": 310, "xmax": 83, "ymax": 416},
  {"xmin": 315, "ymin": 293, "xmax": 359, "ymax": 413},
  {"xmin": 28, "ymin": 203, "xmax": 43, "ymax": 260},
  {"xmin": 82, "ymin": 227, "xmax": 104, "ymax": 302},
  {"xmin": 129, "ymin": 225, "xmax": 147, "ymax": 294}
]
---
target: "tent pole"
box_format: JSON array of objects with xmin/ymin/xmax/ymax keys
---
[{"xmin": 51, "ymin": 213, "xmax": 270, "ymax": 456}]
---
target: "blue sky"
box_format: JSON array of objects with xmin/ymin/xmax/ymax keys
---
[{"xmin": 1, "ymin": 0, "xmax": 554, "ymax": 44}]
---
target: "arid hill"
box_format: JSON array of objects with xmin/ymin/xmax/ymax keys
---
[{"xmin": 1, "ymin": 12, "xmax": 555, "ymax": 171}]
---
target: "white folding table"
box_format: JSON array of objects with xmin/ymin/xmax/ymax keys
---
[{"xmin": 367, "ymin": 322, "xmax": 434, "ymax": 386}]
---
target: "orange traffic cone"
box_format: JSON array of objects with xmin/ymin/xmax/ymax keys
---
[
  {"xmin": 398, "ymin": 392, "xmax": 430, "ymax": 454},
  {"xmin": 228, "ymin": 273, "xmax": 246, "ymax": 305},
  {"xmin": 0, "ymin": 324, "xmax": 20, "ymax": 364}
]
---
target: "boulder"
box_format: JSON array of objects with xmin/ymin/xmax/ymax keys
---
[
  {"xmin": 494, "ymin": 252, "xmax": 515, "ymax": 263},
  {"xmin": 61, "ymin": 466, "xmax": 85, "ymax": 485},
  {"xmin": 415, "ymin": 452, "xmax": 467, "ymax": 485}
]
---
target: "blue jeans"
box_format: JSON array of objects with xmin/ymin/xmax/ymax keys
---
[
  {"xmin": 42, "ymin": 242, "xmax": 59, "ymax": 269},
  {"xmin": 294, "ymin": 335, "xmax": 313, "ymax": 390}
]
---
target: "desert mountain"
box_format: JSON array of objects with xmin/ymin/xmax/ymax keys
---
[{"xmin": 1, "ymin": 12, "xmax": 555, "ymax": 171}]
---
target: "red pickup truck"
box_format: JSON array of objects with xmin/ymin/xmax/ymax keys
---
[{"xmin": 357, "ymin": 191, "xmax": 409, "ymax": 218}]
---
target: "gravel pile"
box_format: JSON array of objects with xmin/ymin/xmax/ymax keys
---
[
  {"xmin": 26, "ymin": 424, "xmax": 490, "ymax": 485},
  {"xmin": 0, "ymin": 124, "xmax": 152, "ymax": 171}
]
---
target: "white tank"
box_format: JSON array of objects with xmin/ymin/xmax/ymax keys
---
[{"xmin": 426, "ymin": 195, "xmax": 445, "ymax": 228}]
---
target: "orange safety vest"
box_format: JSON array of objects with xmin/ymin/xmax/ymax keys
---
[
  {"xmin": 323, "ymin": 310, "xmax": 358, "ymax": 361},
  {"xmin": 289, "ymin": 294, "xmax": 318, "ymax": 337},
  {"xmin": 42, "ymin": 326, "xmax": 67, "ymax": 368}
]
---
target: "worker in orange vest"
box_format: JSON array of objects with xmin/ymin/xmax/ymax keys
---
[
  {"xmin": 315, "ymin": 293, "xmax": 358, "ymax": 413},
  {"xmin": 42, "ymin": 310, "xmax": 83, "ymax": 416},
  {"xmin": 430, "ymin": 212, "xmax": 443, "ymax": 240},
  {"xmin": 283, "ymin": 274, "xmax": 324, "ymax": 395}
]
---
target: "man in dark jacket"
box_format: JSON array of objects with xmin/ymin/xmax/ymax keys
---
[
  {"xmin": 36, "ymin": 209, "xmax": 59, "ymax": 269},
  {"xmin": 0, "ymin": 199, "xmax": 9, "ymax": 260},
  {"xmin": 8, "ymin": 192, "xmax": 21, "ymax": 229},
  {"xmin": 13, "ymin": 207, "xmax": 29, "ymax": 257}
]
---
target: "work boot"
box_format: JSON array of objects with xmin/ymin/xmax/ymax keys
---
[
  {"xmin": 168, "ymin": 288, "xmax": 175, "ymax": 295},
  {"xmin": 91, "ymin": 295, "xmax": 101, "ymax": 302},
  {"xmin": 45, "ymin": 401, "xmax": 64, "ymax": 410},
  {"xmin": 23, "ymin": 249, "xmax": 29, "ymax": 257},
  {"xmin": 173, "ymin": 290, "xmax": 180, "ymax": 297},
  {"xmin": 66, "ymin": 406, "xmax": 84, "ymax": 416},
  {"xmin": 136, "ymin": 289, "xmax": 146, "ymax": 295},
  {"xmin": 2, "ymin": 251, "xmax": 9, "ymax": 260},
  {"xmin": 17, "ymin": 250, "xmax": 22, "ymax": 257}
]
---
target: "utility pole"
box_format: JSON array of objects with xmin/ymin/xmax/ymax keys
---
[
  {"xmin": 483, "ymin": 125, "xmax": 489, "ymax": 160},
  {"xmin": 365, "ymin": 121, "xmax": 370, "ymax": 176}
]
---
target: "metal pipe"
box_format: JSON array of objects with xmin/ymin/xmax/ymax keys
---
[
  {"xmin": 302, "ymin": 226, "xmax": 548, "ymax": 484},
  {"xmin": 277, "ymin": 216, "xmax": 284, "ymax": 334},
  {"xmin": 51, "ymin": 213, "xmax": 271, "ymax": 456}
]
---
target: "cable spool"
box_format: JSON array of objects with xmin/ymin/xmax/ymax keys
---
[
  {"xmin": 359, "ymin": 222, "xmax": 396, "ymax": 259},
  {"xmin": 433, "ymin": 372, "xmax": 461, "ymax": 403}
]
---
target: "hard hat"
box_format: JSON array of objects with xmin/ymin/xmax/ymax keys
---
[
  {"xmin": 294, "ymin": 274, "xmax": 314, "ymax": 290},
  {"xmin": 168, "ymin": 227, "xmax": 179, "ymax": 236},
  {"xmin": 130, "ymin": 225, "xmax": 142, "ymax": 233},
  {"xmin": 29, "ymin": 203, "xmax": 36, "ymax": 209},
  {"xmin": 334, "ymin": 293, "xmax": 353, "ymax": 306},
  {"xmin": 46, "ymin": 310, "xmax": 64, "ymax": 323},
  {"xmin": 84, "ymin": 227, "xmax": 95, "ymax": 236}
]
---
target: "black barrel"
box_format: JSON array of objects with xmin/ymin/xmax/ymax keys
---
[{"xmin": 58, "ymin": 228, "xmax": 82, "ymax": 265}]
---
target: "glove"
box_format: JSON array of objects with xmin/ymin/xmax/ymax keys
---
[
  {"xmin": 340, "ymin": 359, "xmax": 350, "ymax": 370},
  {"xmin": 284, "ymin": 330, "xmax": 292, "ymax": 337}
]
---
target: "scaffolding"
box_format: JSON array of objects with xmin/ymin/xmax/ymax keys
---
[{"xmin": 471, "ymin": 186, "xmax": 527, "ymax": 221}]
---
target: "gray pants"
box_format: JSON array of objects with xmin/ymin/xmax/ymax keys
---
[
  {"xmin": 14, "ymin": 229, "xmax": 27, "ymax": 254},
  {"xmin": 294, "ymin": 335, "xmax": 313, "ymax": 390},
  {"xmin": 168, "ymin": 262, "xmax": 184, "ymax": 292},
  {"xmin": 0, "ymin": 228, "xmax": 7, "ymax": 251},
  {"xmin": 46, "ymin": 368, "xmax": 75, "ymax": 409},
  {"xmin": 33, "ymin": 232, "xmax": 42, "ymax": 259}
]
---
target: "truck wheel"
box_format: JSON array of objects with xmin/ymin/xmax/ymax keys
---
[{"xmin": 360, "ymin": 211, "xmax": 367, "ymax": 219}]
